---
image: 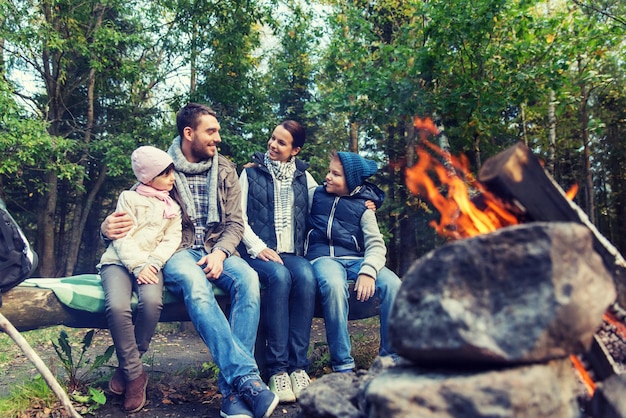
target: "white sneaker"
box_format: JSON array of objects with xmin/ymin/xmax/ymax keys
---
[
  {"xmin": 289, "ymin": 369, "xmax": 311, "ymax": 400},
  {"xmin": 268, "ymin": 372, "xmax": 296, "ymax": 403}
]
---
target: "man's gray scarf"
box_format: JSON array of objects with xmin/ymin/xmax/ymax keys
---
[{"xmin": 168, "ymin": 136, "xmax": 220, "ymax": 225}]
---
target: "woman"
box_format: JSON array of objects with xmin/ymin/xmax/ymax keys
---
[{"xmin": 239, "ymin": 120, "xmax": 317, "ymax": 403}]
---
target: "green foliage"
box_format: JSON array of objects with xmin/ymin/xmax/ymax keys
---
[
  {"xmin": 0, "ymin": 375, "xmax": 56, "ymax": 417},
  {"xmin": 51, "ymin": 329, "xmax": 115, "ymax": 392},
  {"xmin": 1, "ymin": 0, "xmax": 625, "ymax": 274}
]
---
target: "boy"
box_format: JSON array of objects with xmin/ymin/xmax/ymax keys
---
[{"xmin": 305, "ymin": 151, "xmax": 401, "ymax": 372}]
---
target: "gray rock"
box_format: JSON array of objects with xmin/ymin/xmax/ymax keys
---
[
  {"xmin": 298, "ymin": 371, "xmax": 365, "ymax": 418},
  {"xmin": 299, "ymin": 357, "xmax": 397, "ymax": 418},
  {"xmin": 364, "ymin": 358, "xmax": 581, "ymax": 417},
  {"xmin": 390, "ymin": 222, "xmax": 615, "ymax": 366}
]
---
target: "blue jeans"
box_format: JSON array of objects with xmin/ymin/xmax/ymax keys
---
[
  {"xmin": 311, "ymin": 257, "xmax": 401, "ymax": 371},
  {"xmin": 244, "ymin": 254, "xmax": 316, "ymax": 377},
  {"xmin": 100, "ymin": 264, "xmax": 163, "ymax": 381},
  {"xmin": 163, "ymin": 249, "xmax": 261, "ymax": 395}
]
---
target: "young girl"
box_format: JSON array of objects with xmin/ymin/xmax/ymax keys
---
[
  {"xmin": 98, "ymin": 145, "xmax": 185, "ymax": 413},
  {"xmin": 238, "ymin": 120, "xmax": 317, "ymax": 403},
  {"xmin": 305, "ymin": 151, "xmax": 402, "ymax": 373}
]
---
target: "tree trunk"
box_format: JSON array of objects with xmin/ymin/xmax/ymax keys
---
[
  {"xmin": 0, "ymin": 15, "xmax": 4, "ymax": 74},
  {"xmin": 396, "ymin": 119, "xmax": 419, "ymax": 274},
  {"xmin": 520, "ymin": 102, "xmax": 528, "ymax": 146},
  {"xmin": 350, "ymin": 121, "xmax": 359, "ymax": 152},
  {"xmin": 546, "ymin": 90, "xmax": 557, "ymax": 175},
  {"xmin": 580, "ymin": 77, "xmax": 595, "ymax": 224},
  {"xmin": 38, "ymin": 171, "xmax": 58, "ymax": 277},
  {"xmin": 473, "ymin": 132, "xmax": 482, "ymax": 171},
  {"xmin": 64, "ymin": 63, "xmax": 99, "ymax": 276},
  {"xmin": 190, "ymin": 22, "xmax": 197, "ymax": 94}
]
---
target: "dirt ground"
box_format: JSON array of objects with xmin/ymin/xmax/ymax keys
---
[{"xmin": 2, "ymin": 317, "xmax": 381, "ymax": 417}]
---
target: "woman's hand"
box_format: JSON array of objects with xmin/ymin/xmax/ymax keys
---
[{"xmin": 257, "ymin": 248, "xmax": 283, "ymax": 264}]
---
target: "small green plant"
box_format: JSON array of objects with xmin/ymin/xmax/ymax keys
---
[
  {"xmin": 52, "ymin": 329, "xmax": 114, "ymax": 391},
  {"xmin": 201, "ymin": 361, "xmax": 220, "ymax": 379},
  {"xmin": 308, "ymin": 341, "xmax": 332, "ymax": 377},
  {"xmin": 70, "ymin": 386, "xmax": 107, "ymax": 414},
  {"xmin": 51, "ymin": 329, "xmax": 114, "ymax": 413}
]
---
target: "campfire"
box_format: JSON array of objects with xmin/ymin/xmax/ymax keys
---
[
  {"xmin": 392, "ymin": 116, "xmax": 626, "ymax": 417},
  {"xmin": 298, "ymin": 117, "xmax": 626, "ymax": 418},
  {"xmin": 405, "ymin": 116, "xmax": 581, "ymax": 240}
]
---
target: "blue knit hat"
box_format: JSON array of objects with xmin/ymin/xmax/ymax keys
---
[{"xmin": 337, "ymin": 152, "xmax": 378, "ymax": 193}]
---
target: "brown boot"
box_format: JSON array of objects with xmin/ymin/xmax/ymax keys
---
[
  {"xmin": 108, "ymin": 368, "xmax": 125, "ymax": 395},
  {"xmin": 123, "ymin": 371, "xmax": 148, "ymax": 413}
]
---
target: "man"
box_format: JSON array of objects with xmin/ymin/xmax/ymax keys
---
[{"xmin": 101, "ymin": 103, "xmax": 278, "ymax": 418}]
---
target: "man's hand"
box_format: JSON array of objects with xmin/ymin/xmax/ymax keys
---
[
  {"xmin": 198, "ymin": 250, "xmax": 226, "ymax": 280},
  {"xmin": 101, "ymin": 211, "xmax": 133, "ymax": 240},
  {"xmin": 354, "ymin": 274, "xmax": 376, "ymax": 302},
  {"xmin": 137, "ymin": 265, "xmax": 159, "ymax": 285},
  {"xmin": 365, "ymin": 200, "xmax": 376, "ymax": 211},
  {"xmin": 256, "ymin": 248, "xmax": 283, "ymax": 264}
]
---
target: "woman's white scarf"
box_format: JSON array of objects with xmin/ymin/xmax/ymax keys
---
[
  {"xmin": 168, "ymin": 136, "xmax": 220, "ymax": 225},
  {"xmin": 264, "ymin": 152, "xmax": 295, "ymax": 235}
]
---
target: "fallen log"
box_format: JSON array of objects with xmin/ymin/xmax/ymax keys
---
[
  {"xmin": 0, "ymin": 285, "xmax": 194, "ymax": 332},
  {"xmin": 0, "ymin": 276, "xmax": 380, "ymax": 381},
  {"xmin": 0, "ymin": 280, "xmax": 379, "ymax": 333}
]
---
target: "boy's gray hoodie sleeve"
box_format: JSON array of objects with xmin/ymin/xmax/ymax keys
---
[{"xmin": 359, "ymin": 209, "xmax": 388, "ymax": 279}]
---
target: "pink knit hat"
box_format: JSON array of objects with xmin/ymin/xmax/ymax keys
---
[{"xmin": 131, "ymin": 146, "xmax": 174, "ymax": 183}]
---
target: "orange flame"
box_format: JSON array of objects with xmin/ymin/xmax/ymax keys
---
[
  {"xmin": 406, "ymin": 117, "xmax": 578, "ymax": 239},
  {"xmin": 569, "ymin": 354, "xmax": 596, "ymax": 396},
  {"xmin": 566, "ymin": 184, "xmax": 578, "ymax": 201},
  {"xmin": 406, "ymin": 121, "xmax": 518, "ymax": 239},
  {"xmin": 603, "ymin": 311, "xmax": 626, "ymax": 341}
]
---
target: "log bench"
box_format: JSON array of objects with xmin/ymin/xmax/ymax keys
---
[{"xmin": 0, "ymin": 274, "xmax": 380, "ymax": 377}]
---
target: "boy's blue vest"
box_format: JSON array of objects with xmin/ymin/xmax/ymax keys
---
[
  {"xmin": 305, "ymin": 183, "xmax": 384, "ymax": 260},
  {"xmin": 243, "ymin": 152, "xmax": 309, "ymax": 256}
]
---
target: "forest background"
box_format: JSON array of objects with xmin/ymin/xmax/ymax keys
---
[{"xmin": 0, "ymin": 0, "xmax": 624, "ymax": 280}]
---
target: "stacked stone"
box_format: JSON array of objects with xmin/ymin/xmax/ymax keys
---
[
  {"xmin": 300, "ymin": 222, "xmax": 617, "ymax": 417},
  {"xmin": 370, "ymin": 222, "xmax": 616, "ymax": 417}
]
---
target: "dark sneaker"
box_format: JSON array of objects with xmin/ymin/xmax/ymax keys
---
[
  {"xmin": 108, "ymin": 367, "xmax": 125, "ymax": 395},
  {"xmin": 238, "ymin": 378, "xmax": 279, "ymax": 418},
  {"xmin": 220, "ymin": 393, "xmax": 253, "ymax": 418}
]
